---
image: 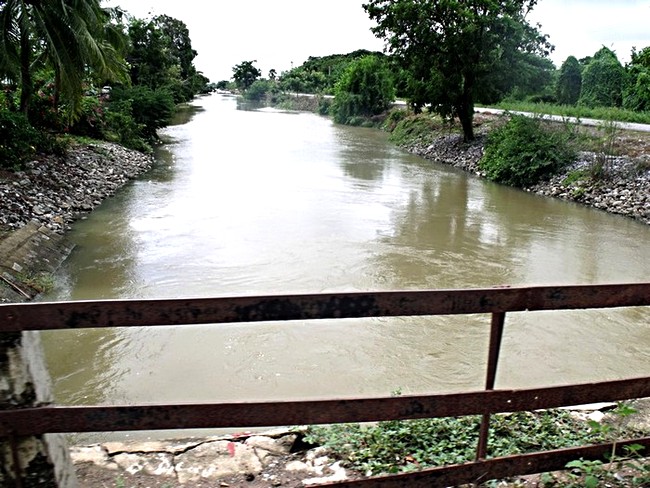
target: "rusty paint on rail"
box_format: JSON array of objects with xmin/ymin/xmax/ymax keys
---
[
  {"xmin": 1, "ymin": 283, "xmax": 649, "ymax": 332},
  {"xmin": 1, "ymin": 377, "xmax": 649, "ymax": 436}
]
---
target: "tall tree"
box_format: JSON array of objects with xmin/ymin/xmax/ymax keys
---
[
  {"xmin": 127, "ymin": 14, "xmax": 203, "ymax": 102},
  {"xmin": 232, "ymin": 60, "xmax": 261, "ymax": 91},
  {"xmin": 556, "ymin": 56, "xmax": 582, "ymax": 105},
  {"xmin": 579, "ymin": 47, "xmax": 625, "ymax": 108},
  {"xmin": 363, "ymin": 0, "xmax": 552, "ymax": 141},
  {"xmin": 331, "ymin": 55, "xmax": 395, "ymax": 124},
  {"xmin": 0, "ymin": 0, "xmax": 128, "ymax": 119},
  {"xmin": 624, "ymin": 46, "xmax": 650, "ymax": 112}
]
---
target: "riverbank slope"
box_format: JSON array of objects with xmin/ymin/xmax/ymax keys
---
[
  {"xmin": 398, "ymin": 112, "xmax": 650, "ymax": 225},
  {"xmin": 0, "ymin": 141, "xmax": 153, "ymax": 302}
]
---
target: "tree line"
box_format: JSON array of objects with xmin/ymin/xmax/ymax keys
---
[
  {"xmin": 227, "ymin": 0, "xmax": 650, "ymax": 143},
  {"xmin": 0, "ymin": 0, "xmax": 212, "ymax": 169}
]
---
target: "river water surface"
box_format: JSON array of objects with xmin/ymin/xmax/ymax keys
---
[{"xmin": 41, "ymin": 94, "xmax": 650, "ymax": 440}]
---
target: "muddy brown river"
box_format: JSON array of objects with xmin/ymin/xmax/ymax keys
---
[{"xmin": 41, "ymin": 94, "xmax": 650, "ymax": 442}]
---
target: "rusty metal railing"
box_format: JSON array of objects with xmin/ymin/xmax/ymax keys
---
[{"xmin": 1, "ymin": 283, "xmax": 649, "ymax": 486}]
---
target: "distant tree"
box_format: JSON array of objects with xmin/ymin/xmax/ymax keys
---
[
  {"xmin": 268, "ymin": 68, "xmax": 277, "ymax": 80},
  {"xmin": 296, "ymin": 49, "xmax": 385, "ymax": 93},
  {"xmin": 624, "ymin": 46, "xmax": 650, "ymax": 112},
  {"xmin": 127, "ymin": 14, "xmax": 204, "ymax": 102},
  {"xmin": 477, "ymin": 52, "xmax": 556, "ymax": 104},
  {"xmin": 331, "ymin": 55, "xmax": 395, "ymax": 125},
  {"xmin": 579, "ymin": 47, "xmax": 625, "ymax": 107},
  {"xmin": 363, "ymin": 0, "xmax": 552, "ymax": 141},
  {"xmin": 556, "ymin": 56, "xmax": 582, "ymax": 105},
  {"xmin": 232, "ymin": 60, "xmax": 261, "ymax": 91},
  {"xmin": 279, "ymin": 68, "xmax": 327, "ymax": 94}
]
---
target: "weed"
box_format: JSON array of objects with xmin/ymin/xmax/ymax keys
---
[
  {"xmin": 16, "ymin": 271, "xmax": 54, "ymax": 294},
  {"xmin": 562, "ymin": 169, "xmax": 588, "ymax": 186},
  {"xmin": 303, "ymin": 409, "xmax": 604, "ymax": 477},
  {"xmin": 543, "ymin": 402, "xmax": 650, "ymax": 487},
  {"xmin": 589, "ymin": 119, "xmax": 620, "ymax": 179}
]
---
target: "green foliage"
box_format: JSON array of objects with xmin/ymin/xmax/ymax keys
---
[
  {"xmin": 243, "ymin": 80, "xmax": 278, "ymax": 102},
  {"xmin": 232, "ymin": 60, "xmax": 262, "ymax": 91},
  {"xmin": 479, "ymin": 52, "xmax": 556, "ymax": 104},
  {"xmin": 0, "ymin": 0, "xmax": 128, "ymax": 119},
  {"xmin": 579, "ymin": 47, "xmax": 625, "ymax": 108},
  {"xmin": 0, "ymin": 110, "xmax": 63, "ymax": 170},
  {"xmin": 282, "ymin": 50, "xmax": 387, "ymax": 95},
  {"xmin": 278, "ymin": 69, "xmax": 328, "ymax": 94},
  {"xmin": 70, "ymin": 96, "xmax": 105, "ymax": 139},
  {"xmin": 364, "ymin": 0, "xmax": 552, "ymax": 141},
  {"xmin": 102, "ymin": 102, "xmax": 150, "ymax": 152},
  {"xmin": 330, "ymin": 55, "xmax": 395, "ymax": 125},
  {"xmin": 382, "ymin": 108, "xmax": 409, "ymax": 132},
  {"xmin": 479, "ymin": 114, "xmax": 577, "ymax": 187},
  {"xmin": 109, "ymin": 86, "xmax": 174, "ymax": 141},
  {"xmin": 551, "ymin": 402, "xmax": 650, "ymax": 487},
  {"xmin": 304, "ymin": 410, "xmax": 604, "ymax": 476},
  {"xmin": 556, "ymin": 56, "xmax": 583, "ymax": 105},
  {"xmin": 624, "ymin": 46, "xmax": 650, "ymax": 112},
  {"xmin": 127, "ymin": 15, "xmax": 202, "ymax": 103}
]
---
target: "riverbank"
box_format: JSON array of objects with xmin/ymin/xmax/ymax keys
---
[
  {"xmin": 0, "ymin": 141, "xmax": 153, "ymax": 302},
  {"xmin": 399, "ymin": 112, "xmax": 650, "ymax": 225},
  {"xmin": 0, "ymin": 141, "xmax": 154, "ymax": 235}
]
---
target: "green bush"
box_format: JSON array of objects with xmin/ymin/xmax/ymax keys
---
[
  {"xmin": 479, "ymin": 114, "xmax": 577, "ymax": 187},
  {"xmin": 109, "ymin": 86, "xmax": 174, "ymax": 140},
  {"xmin": 243, "ymin": 80, "xmax": 277, "ymax": 102},
  {"xmin": 102, "ymin": 101, "xmax": 151, "ymax": 152},
  {"xmin": 0, "ymin": 110, "xmax": 64, "ymax": 170},
  {"xmin": 70, "ymin": 96, "xmax": 105, "ymax": 139}
]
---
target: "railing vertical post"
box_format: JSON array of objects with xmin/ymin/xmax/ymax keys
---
[{"xmin": 477, "ymin": 311, "xmax": 506, "ymax": 460}]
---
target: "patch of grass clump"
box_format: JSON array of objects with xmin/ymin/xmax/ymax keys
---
[{"xmin": 388, "ymin": 113, "xmax": 444, "ymax": 147}]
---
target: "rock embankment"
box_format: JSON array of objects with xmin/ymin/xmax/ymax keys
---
[
  {"xmin": 0, "ymin": 142, "xmax": 153, "ymax": 234},
  {"xmin": 403, "ymin": 123, "xmax": 650, "ymax": 226}
]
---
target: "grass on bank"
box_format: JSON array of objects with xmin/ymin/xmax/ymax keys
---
[
  {"xmin": 487, "ymin": 101, "xmax": 650, "ymax": 125},
  {"xmin": 302, "ymin": 403, "xmax": 650, "ymax": 486}
]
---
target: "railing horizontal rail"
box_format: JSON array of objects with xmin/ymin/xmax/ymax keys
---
[
  {"xmin": 325, "ymin": 437, "xmax": 650, "ymax": 487},
  {"xmin": 2, "ymin": 283, "xmax": 649, "ymax": 486},
  {"xmin": 2, "ymin": 376, "xmax": 649, "ymax": 436},
  {"xmin": 2, "ymin": 283, "xmax": 649, "ymax": 332}
]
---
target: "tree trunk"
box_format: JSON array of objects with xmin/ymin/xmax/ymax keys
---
[
  {"xmin": 19, "ymin": 21, "xmax": 33, "ymax": 118},
  {"xmin": 457, "ymin": 73, "xmax": 475, "ymax": 142}
]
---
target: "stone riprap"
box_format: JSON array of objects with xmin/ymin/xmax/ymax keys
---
[
  {"xmin": 0, "ymin": 142, "xmax": 153, "ymax": 234},
  {"xmin": 404, "ymin": 125, "xmax": 650, "ymax": 226}
]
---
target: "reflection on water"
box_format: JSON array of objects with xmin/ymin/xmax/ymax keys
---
[{"xmin": 41, "ymin": 94, "xmax": 650, "ymax": 442}]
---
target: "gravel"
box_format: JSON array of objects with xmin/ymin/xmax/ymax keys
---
[{"xmin": 0, "ymin": 142, "xmax": 153, "ymax": 234}]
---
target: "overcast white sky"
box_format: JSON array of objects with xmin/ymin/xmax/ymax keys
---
[{"xmin": 104, "ymin": 0, "xmax": 650, "ymax": 82}]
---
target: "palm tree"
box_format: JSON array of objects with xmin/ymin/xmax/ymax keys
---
[{"xmin": 0, "ymin": 0, "xmax": 128, "ymax": 120}]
